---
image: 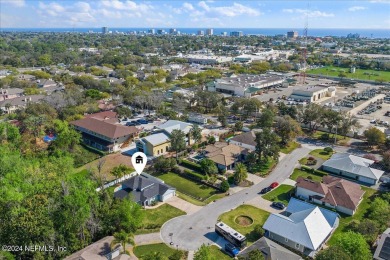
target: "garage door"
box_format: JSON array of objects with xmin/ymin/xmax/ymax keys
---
[
  {"xmin": 162, "ymin": 191, "xmax": 175, "ymax": 201},
  {"xmin": 358, "ymin": 176, "xmax": 375, "ymax": 185}
]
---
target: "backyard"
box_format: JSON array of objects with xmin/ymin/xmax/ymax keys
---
[
  {"xmin": 219, "ymin": 205, "xmax": 270, "ymax": 244},
  {"xmin": 133, "ymin": 243, "xmax": 187, "ymax": 259},
  {"xmin": 262, "ymin": 184, "xmax": 295, "ymax": 205},
  {"xmin": 308, "ymin": 66, "xmax": 390, "ymax": 82},
  {"xmin": 136, "ymin": 204, "xmax": 186, "ymax": 234},
  {"xmin": 328, "ymin": 187, "xmax": 377, "ymax": 245},
  {"xmin": 157, "ymin": 172, "xmax": 220, "ymax": 201}
]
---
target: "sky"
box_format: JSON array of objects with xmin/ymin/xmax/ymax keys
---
[{"xmin": 0, "ymin": 0, "xmax": 389, "ymax": 29}]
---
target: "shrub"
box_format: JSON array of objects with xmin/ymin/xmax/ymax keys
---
[
  {"xmin": 220, "ymin": 180, "xmax": 230, "ymax": 192},
  {"xmin": 324, "ymin": 147, "xmax": 333, "ymax": 154},
  {"xmin": 180, "ymin": 159, "xmax": 202, "ymax": 172}
]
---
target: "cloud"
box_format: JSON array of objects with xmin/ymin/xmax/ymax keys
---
[
  {"xmin": 1, "ymin": 0, "xmax": 25, "ymax": 7},
  {"xmin": 283, "ymin": 8, "xmax": 334, "ymax": 18},
  {"xmin": 197, "ymin": 1, "xmax": 260, "ymax": 17},
  {"xmin": 38, "ymin": 1, "xmax": 96, "ymax": 24},
  {"xmin": 348, "ymin": 6, "xmax": 366, "ymax": 11},
  {"xmin": 370, "ymin": 0, "xmax": 390, "ymax": 3},
  {"xmin": 182, "ymin": 2, "xmax": 194, "ymax": 11}
]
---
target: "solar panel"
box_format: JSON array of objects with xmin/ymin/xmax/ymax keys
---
[{"xmin": 379, "ymin": 237, "xmax": 390, "ymax": 260}]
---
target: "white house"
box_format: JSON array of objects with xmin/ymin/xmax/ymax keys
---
[
  {"xmin": 322, "ymin": 153, "xmax": 384, "ymax": 185},
  {"xmin": 229, "ymin": 131, "xmax": 256, "ymax": 151}
]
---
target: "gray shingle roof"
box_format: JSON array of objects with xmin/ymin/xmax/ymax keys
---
[{"xmin": 322, "ymin": 153, "xmax": 384, "ymax": 180}]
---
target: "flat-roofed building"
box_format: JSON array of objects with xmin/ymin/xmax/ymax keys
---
[
  {"xmin": 183, "ymin": 54, "xmax": 233, "ymax": 65},
  {"xmin": 208, "ymin": 74, "xmax": 284, "ymax": 97},
  {"xmin": 290, "ymin": 86, "xmax": 335, "ymax": 102}
]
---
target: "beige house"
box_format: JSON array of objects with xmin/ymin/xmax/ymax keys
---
[{"xmin": 204, "ymin": 142, "xmax": 246, "ymax": 170}]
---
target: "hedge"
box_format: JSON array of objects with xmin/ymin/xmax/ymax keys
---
[
  {"xmin": 180, "ymin": 169, "xmax": 205, "ymax": 182},
  {"xmin": 301, "ymin": 165, "xmax": 328, "ymax": 177},
  {"xmin": 180, "ymin": 159, "xmax": 203, "ymax": 173}
]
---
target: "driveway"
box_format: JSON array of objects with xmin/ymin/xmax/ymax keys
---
[
  {"xmin": 135, "ymin": 232, "xmax": 162, "ymax": 246},
  {"xmin": 166, "ymin": 196, "xmax": 202, "ymax": 215},
  {"xmin": 160, "ymin": 146, "xmax": 311, "ymax": 251}
]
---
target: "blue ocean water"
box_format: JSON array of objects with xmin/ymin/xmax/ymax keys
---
[{"xmin": 1, "ymin": 28, "xmax": 389, "ymax": 38}]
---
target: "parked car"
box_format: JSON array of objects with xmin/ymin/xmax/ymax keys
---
[
  {"xmin": 270, "ymin": 182, "xmax": 279, "ymax": 189},
  {"xmin": 225, "ymin": 243, "xmax": 240, "ymax": 257},
  {"xmin": 137, "ymin": 119, "xmax": 148, "ymax": 124},
  {"xmin": 260, "ymin": 187, "xmax": 272, "ymax": 194},
  {"xmin": 126, "ymin": 122, "xmax": 136, "ymax": 126},
  {"xmin": 271, "ymin": 202, "xmax": 286, "ymax": 210}
]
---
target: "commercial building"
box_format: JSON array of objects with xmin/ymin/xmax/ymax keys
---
[
  {"xmin": 157, "ymin": 29, "xmax": 165, "ymax": 35},
  {"xmin": 295, "ymin": 176, "xmax": 365, "ymax": 215},
  {"xmin": 230, "ymin": 31, "xmax": 243, "ymax": 37},
  {"xmin": 290, "ymin": 86, "xmax": 336, "ymax": 102},
  {"xmin": 183, "ymin": 54, "xmax": 233, "ymax": 65},
  {"xmin": 169, "ymin": 28, "xmax": 177, "ymax": 34},
  {"xmin": 148, "ymin": 28, "xmax": 155, "ymax": 34},
  {"xmin": 197, "ymin": 30, "xmax": 204, "ymax": 36},
  {"xmin": 322, "ymin": 153, "xmax": 385, "ymax": 185},
  {"xmin": 102, "ymin": 27, "xmax": 108, "ymax": 34},
  {"xmin": 206, "ymin": 28, "xmax": 213, "ymax": 35},
  {"xmin": 207, "ymin": 74, "xmax": 284, "ymax": 97},
  {"xmin": 287, "ymin": 31, "xmax": 298, "ymax": 39},
  {"xmin": 263, "ymin": 198, "xmax": 339, "ymax": 257}
]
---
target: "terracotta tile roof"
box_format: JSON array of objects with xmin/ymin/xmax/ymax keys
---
[
  {"xmin": 71, "ymin": 117, "xmax": 139, "ymax": 140},
  {"xmin": 296, "ymin": 176, "xmax": 365, "ymax": 211}
]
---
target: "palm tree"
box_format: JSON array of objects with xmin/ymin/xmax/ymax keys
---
[
  {"xmin": 234, "ymin": 163, "xmax": 248, "ymax": 185},
  {"xmin": 111, "ymin": 230, "xmax": 135, "ymax": 255}
]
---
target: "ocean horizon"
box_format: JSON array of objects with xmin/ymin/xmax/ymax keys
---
[{"xmin": 1, "ymin": 27, "xmax": 389, "ymax": 38}]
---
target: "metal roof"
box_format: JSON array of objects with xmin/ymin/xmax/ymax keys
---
[
  {"xmin": 141, "ymin": 132, "xmax": 170, "ymax": 146},
  {"xmin": 322, "ymin": 153, "xmax": 384, "ymax": 180}
]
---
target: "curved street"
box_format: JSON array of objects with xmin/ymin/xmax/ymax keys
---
[{"xmin": 160, "ymin": 146, "xmax": 311, "ymax": 251}]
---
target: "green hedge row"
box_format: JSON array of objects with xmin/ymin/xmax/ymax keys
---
[
  {"xmin": 180, "ymin": 159, "xmax": 203, "ymax": 172},
  {"xmin": 181, "ymin": 169, "xmax": 205, "ymax": 181},
  {"xmin": 301, "ymin": 165, "xmax": 328, "ymax": 176}
]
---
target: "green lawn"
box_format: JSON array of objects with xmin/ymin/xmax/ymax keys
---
[
  {"xmin": 137, "ymin": 204, "xmax": 186, "ymax": 234},
  {"xmin": 309, "ymin": 149, "xmax": 333, "ymax": 160},
  {"xmin": 219, "ymin": 205, "xmax": 270, "ymax": 243},
  {"xmin": 249, "ymin": 158, "xmax": 276, "ymax": 176},
  {"xmin": 328, "ymin": 187, "xmax": 377, "ymax": 245},
  {"xmin": 290, "ymin": 168, "xmax": 327, "ymax": 182},
  {"xmin": 209, "ymin": 245, "xmax": 232, "ymax": 259},
  {"xmin": 177, "ymin": 191, "xmax": 206, "ymax": 206},
  {"xmin": 203, "ymin": 193, "xmax": 228, "ymax": 204},
  {"xmin": 262, "ymin": 184, "xmax": 295, "ymax": 205},
  {"xmin": 280, "ymin": 141, "xmax": 300, "ymax": 154},
  {"xmin": 311, "ymin": 130, "xmax": 350, "ymax": 145},
  {"xmin": 157, "ymin": 172, "xmax": 218, "ymax": 200},
  {"xmin": 308, "ymin": 65, "xmax": 390, "ymax": 82},
  {"xmin": 133, "ymin": 243, "xmax": 186, "ymax": 259}
]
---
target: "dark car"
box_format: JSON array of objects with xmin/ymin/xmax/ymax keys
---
[
  {"xmin": 137, "ymin": 119, "xmax": 148, "ymax": 124},
  {"xmin": 260, "ymin": 187, "xmax": 272, "ymax": 194},
  {"xmin": 126, "ymin": 122, "xmax": 136, "ymax": 126},
  {"xmin": 271, "ymin": 202, "xmax": 286, "ymax": 210},
  {"xmin": 225, "ymin": 243, "xmax": 240, "ymax": 257}
]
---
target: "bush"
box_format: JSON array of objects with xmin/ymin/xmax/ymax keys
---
[
  {"xmin": 169, "ymin": 251, "xmax": 184, "ymax": 260},
  {"xmin": 218, "ymin": 168, "xmax": 226, "ymax": 174},
  {"xmin": 324, "ymin": 147, "xmax": 333, "ymax": 154},
  {"xmin": 181, "ymin": 169, "xmax": 205, "ymax": 181},
  {"xmin": 220, "ymin": 180, "xmax": 230, "ymax": 192},
  {"xmin": 180, "ymin": 160, "xmax": 202, "ymax": 172}
]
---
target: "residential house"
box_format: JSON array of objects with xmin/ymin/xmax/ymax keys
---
[
  {"xmin": 295, "ymin": 176, "xmax": 365, "ymax": 215},
  {"xmin": 64, "ymin": 236, "xmax": 127, "ymax": 260},
  {"xmin": 263, "ymin": 198, "xmax": 339, "ymax": 257},
  {"xmin": 229, "ymin": 131, "xmax": 256, "ymax": 151},
  {"xmin": 0, "ymin": 88, "xmax": 24, "ymax": 101},
  {"xmin": 17, "ymin": 74, "xmax": 36, "ymax": 81},
  {"xmin": 322, "ymin": 153, "xmax": 384, "ymax": 185},
  {"xmin": 203, "ymin": 142, "xmax": 246, "ymax": 170},
  {"xmin": 37, "ymin": 79, "xmax": 57, "ymax": 88},
  {"xmin": 0, "ymin": 95, "xmax": 44, "ymax": 114},
  {"xmin": 238, "ymin": 237, "xmax": 302, "ymax": 260},
  {"xmin": 135, "ymin": 120, "xmax": 193, "ymax": 157},
  {"xmin": 373, "ymin": 228, "xmax": 390, "ymax": 260},
  {"xmin": 71, "ymin": 111, "xmax": 140, "ymax": 153},
  {"xmin": 114, "ymin": 174, "xmax": 176, "ymax": 206}
]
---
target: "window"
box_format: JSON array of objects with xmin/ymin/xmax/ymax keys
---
[
  {"xmin": 285, "ymin": 238, "xmax": 289, "ymax": 242},
  {"xmin": 295, "ymin": 243, "xmax": 300, "ymax": 249},
  {"xmin": 161, "ymin": 149, "xmax": 163, "ymax": 153},
  {"xmin": 157, "ymin": 150, "xmax": 160, "ymax": 155}
]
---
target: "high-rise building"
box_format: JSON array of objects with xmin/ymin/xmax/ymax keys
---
[
  {"xmin": 206, "ymin": 28, "xmax": 213, "ymax": 36},
  {"xmin": 287, "ymin": 31, "xmax": 298, "ymax": 39},
  {"xmin": 157, "ymin": 29, "xmax": 165, "ymax": 35},
  {"xmin": 169, "ymin": 28, "xmax": 177, "ymax": 34},
  {"xmin": 221, "ymin": 32, "xmax": 227, "ymax": 36},
  {"xmin": 148, "ymin": 29, "xmax": 155, "ymax": 34},
  {"xmin": 197, "ymin": 30, "xmax": 204, "ymax": 36},
  {"xmin": 102, "ymin": 27, "xmax": 108, "ymax": 34},
  {"xmin": 230, "ymin": 31, "xmax": 243, "ymax": 37}
]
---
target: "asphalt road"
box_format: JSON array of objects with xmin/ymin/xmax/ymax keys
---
[{"xmin": 160, "ymin": 146, "xmax": 311, "ymax": 251}]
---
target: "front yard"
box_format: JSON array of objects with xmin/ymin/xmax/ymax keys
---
[
  {"xmin": 262, "ymin": 184, "xmax": 295, "ymax": 205},
  {"xmin": 157, "ymin": 172, "xmax": 219, "ymax": 201},
  {"xmin": 311, "ymin": 130, "xmax": 350, "ymax": 146},
  {"xmin": 209, "ymin": 245, "xmax": 232, "ymax": 259},
  {"xmin": 280, "ymin": 141, "xmax": 300, "ymax": 154},
  {"xmin": 218, "ymin": 205, "xmax": 270, "ymax": 244},
  {"xmin": 133, "ymin": 243, "xmax": 187, "ymax": 259},
  {"xmin": 309, "ymin": 148, "xmax": 333, "ymax": 160},
  {"xmin": 136, "ymin": 204, "xmax": 186, "ymax": 234},
  {"xmin": 248, "ymin": 158, "xmax": 276, "ymax": 176}
]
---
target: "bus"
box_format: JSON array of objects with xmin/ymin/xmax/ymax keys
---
[{"xmin": 215, "ymin": 221, "xmax": 247, "ymax": 249}]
